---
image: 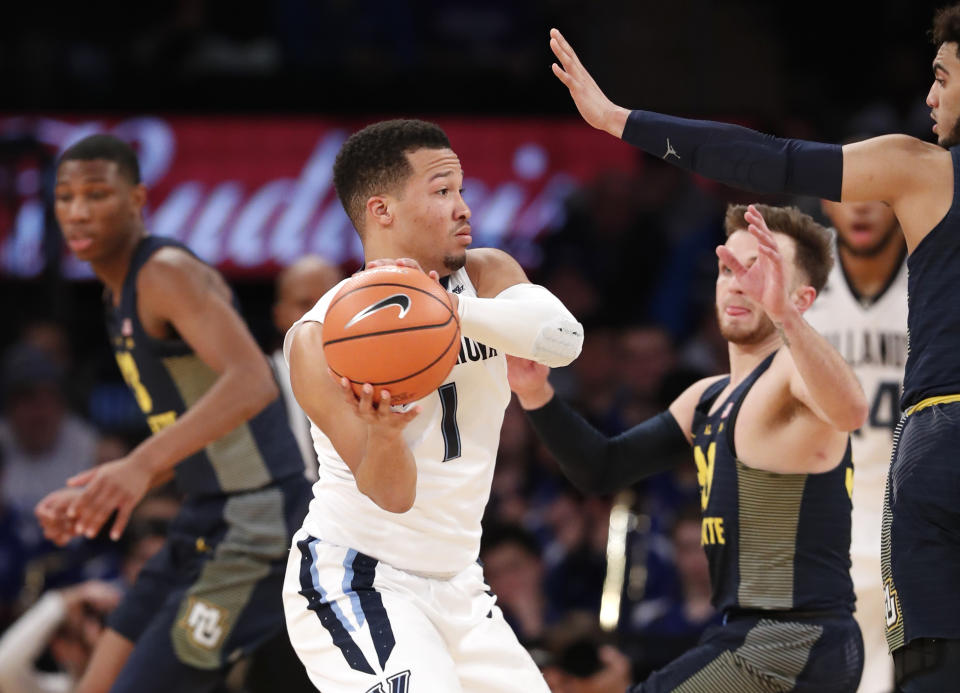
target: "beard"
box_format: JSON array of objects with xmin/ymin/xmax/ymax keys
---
[
  {"xmin": 837, "ymin": 222, "xmax": 901, "ymax": 258},
  {"xmin": 716, "ymin": 306, "xmax": 777, "ymax": 345},
  {"xmin": 443, "ymin": 252, "xmax": 466, "ymax": 272},
  {"xmin": 939, "ymin": 116, "xmax": 960, "ymax": 148}
]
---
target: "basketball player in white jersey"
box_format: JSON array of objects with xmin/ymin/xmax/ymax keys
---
[
  {"xmin": 280, "ymin": 119, "xmax": 584, "ymax": 693},
  {"xmin": 804, "ymin": 196, "xmax": 907, "ymax": 693}
]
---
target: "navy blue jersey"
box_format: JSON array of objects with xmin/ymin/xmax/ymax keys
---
[
  {"xmin": 104, "ymin": 236, "xmax": 303, "ymax": 498},
  {"xmin": 691, "ymin": 352, "xmax": 855, "ymax": 615},
  {"xmin": 901, "ymin": 146, "xmax": 960, "ymax": 410}
]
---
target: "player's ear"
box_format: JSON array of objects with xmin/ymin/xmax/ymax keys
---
[
  {"xmin": 794, "ymin": 284, "xmax": 817, "ymax": 314},
  {"xmin": 131, "ymin": 183, "xmax": 148, "ymax": 215},
  {"xmin": 366, "ymin": 195, "xmax": 393, "ymax": 228}
]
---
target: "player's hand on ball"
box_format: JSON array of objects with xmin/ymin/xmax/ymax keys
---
[
  {"xmin": 363, "ymin": 257, "xmax": 457, "ymax": 310},
  {"xmin": 506, "ymin": 356, "xmax": 554, "ymax": 410},
  {"xmin": 66, "ymin": 456, "xmax": 153, "ymax": 541},
  {"xmin": 330, "ymin": 372, "xmax": 421, "ymax": 430},
  {"xmin": 365, "ymin": 257, "xmax": 435, "ymax": 278}
]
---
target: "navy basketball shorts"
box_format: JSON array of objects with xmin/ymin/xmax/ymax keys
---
[
  {"xmin": 630, "ymin": 611, "xmax": 863, "ymax": 693},
  {"xmin": 882, "ymin": 400, "xmax": 960, "ymax": 691},
  {"xmin": 107, "ymin": 475, "xmax": 311, "ymax": 692}
]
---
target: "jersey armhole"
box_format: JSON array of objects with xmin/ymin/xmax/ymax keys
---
[{"xmin": 282, "ymin": 318, "xmax": 323, "ymax": 366}]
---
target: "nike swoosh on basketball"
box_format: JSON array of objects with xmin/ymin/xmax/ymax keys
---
[{"xmin": 345, "ymin": 294, "xmax": 412, "ymax": 328}]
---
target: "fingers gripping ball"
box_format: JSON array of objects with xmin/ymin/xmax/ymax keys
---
[{"xmin": 322, "ymin": 266, "xmax": 461, "ymax": 404}]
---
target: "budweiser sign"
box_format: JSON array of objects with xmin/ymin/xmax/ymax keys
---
[{"xmin": 0, "ymin": 115, "xmax": 635, "ymax": 278}]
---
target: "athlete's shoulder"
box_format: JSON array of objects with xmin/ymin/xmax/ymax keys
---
[
  {"xmin": 137, "ymin": 244, "xmax": 221, "ymax": 297},
  {"xmin": 668, "ymin": 374, "xmax": 728, "ymax": 440},
  {"xmin": 464, "ymin": 248, "xmax": 528, "ymax": 298}
]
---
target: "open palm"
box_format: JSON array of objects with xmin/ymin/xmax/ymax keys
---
[{"xmin": 716, "ymin": 205, "xmax": 792, "ymax": 323}]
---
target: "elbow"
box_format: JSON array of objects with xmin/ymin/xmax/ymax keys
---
[
  {"xmin": 365, "ymin": 486, "xmax": 416, "ymax": 514},
  {"xmin": 534, "ymin": 320, "xmax": 585, "ymax": 368},
  {"xmin": 561, "ymin": 470, "xmax": 608, "ymax": 496},
  {"xmin": 242, "ymin": 364, "xmax": 280, "ymax": 417},
  {"xmin": 836, "ymin": 399, "xmax": 869, "ymax": 433}
]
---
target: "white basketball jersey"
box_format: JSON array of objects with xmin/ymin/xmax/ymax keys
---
[
  {"xmin": 284, "ymin": 267, "xmax": 509, "ymax": 576},
  {"xmin": 804, "ymin": 246, "xmax": 907, "ymax": 558}
]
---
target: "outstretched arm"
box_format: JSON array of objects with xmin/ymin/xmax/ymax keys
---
[
  {"xmin": 549, "ymin": 27, "xmax": 946, "ymax": 228},
  {"xmin": 507, "ymin": 357, "xmax": 701, "ymax": 494}
]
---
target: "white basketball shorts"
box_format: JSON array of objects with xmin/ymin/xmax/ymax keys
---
[{"xmin": 283, "ymin": 529, "xmax": 550, "ymax": 693}]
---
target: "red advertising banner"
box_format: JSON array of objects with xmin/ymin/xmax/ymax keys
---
[{"xmin": 0, "ymin": 115, "xmax": 636, "ymax": 279}]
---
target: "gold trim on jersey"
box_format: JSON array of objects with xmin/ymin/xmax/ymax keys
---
[{"xmin": 904, "ymin": 393, "xmax": 960, "ymax": 416}]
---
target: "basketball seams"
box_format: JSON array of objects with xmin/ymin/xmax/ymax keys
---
[
  {"xmin": 327, "ymin": 324, "xmax": 461, "ymax": 388},
  {"xmin": 322, "ymin": 314, "xmax": 457, "ymax": 347},
  {"xmin": 323, "ymin": 268, "xmax": 461, "ymax": 403}
]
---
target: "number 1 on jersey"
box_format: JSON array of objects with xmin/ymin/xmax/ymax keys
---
[{"xmin": 439, "ymin": 383, "xmax": 462, "ymax": 462}]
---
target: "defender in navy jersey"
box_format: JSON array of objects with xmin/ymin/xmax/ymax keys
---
[
  {"xmin": 35, "ymin": 135, "xmax": 312, "ymax": 693},
  {"xmin": 510, "ymin": 204, "xmax": 867, "ymax": 691},
  {"xmin": 550, "ymin": 8, "xmax": 960, "ymax": 687}
]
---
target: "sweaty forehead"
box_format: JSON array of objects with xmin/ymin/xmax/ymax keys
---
[
  {"xmin": 406, "ymin": 148, "xmax": 462, "ymax": 179},
  {"xmin": 56, "ymin": 159, "xmax": 122, "ymax": 184}
]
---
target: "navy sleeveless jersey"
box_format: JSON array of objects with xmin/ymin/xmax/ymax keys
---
[
  {"xmin": 691, "ymin": 352, "xmax": 855, "ymax": 614},
  {"xmin": 901, "ymin": 146, "xmax": 960, "ymax": 409},
  {"xmin": 105, "ymin": 236, "xmax": 303, "ymax": 497}
]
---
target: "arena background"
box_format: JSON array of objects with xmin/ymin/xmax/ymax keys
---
[{"xmin": 0, "ymin": 0, "xmax": 945, "ymax": 686}]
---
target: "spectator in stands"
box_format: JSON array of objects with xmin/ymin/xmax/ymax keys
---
[
  {"xmin": 269, "ymin": 255, "xmax": 343, "ymax": 480},
  {"xmin": 480, "ymin": 523, "xmax": 555, "ymax": 647},
  {"xmin": 0, "ymin": 344, "xmax": 96, "ymax": 516}
]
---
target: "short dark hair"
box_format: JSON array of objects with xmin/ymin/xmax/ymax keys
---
[
  {"xmin": 58, "ymin": 134, "xmax": 141, "ymax": 184},
  {"xmin": 332, "ymin": 119, "xmax": 451, "ymax": 233},
  {"xmin": 932, "ymin": 3, "xmax": 960, "ymax": 54},
  {"xmin": 724, "ymin": 203, "xmax": 834, "ymax": 293}
]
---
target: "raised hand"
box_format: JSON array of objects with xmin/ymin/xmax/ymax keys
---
[
  {"xmin": 66, "ymin": 456, "xmax": 154, "ymax": 541},
  {"xmin": 549, "ymin": 28, "xmax": 628, "ymax": 137},
  {"xmin": 716, "ymin": 204, "xmax": 796, "ymax": 323}
]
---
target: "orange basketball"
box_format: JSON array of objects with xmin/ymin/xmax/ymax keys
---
[{"xmin": 322, "ymin": 265, "xmax": 461, "ymax": 404}]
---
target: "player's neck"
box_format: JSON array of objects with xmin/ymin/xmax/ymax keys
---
[
  {"xmin": 92, "ymin": 227, "xmax": 148, "ymax": 301},
  {"xmin": 727, "ymin": 334, "xmax": 780, "ymax": 385},
  {"xmin": 838, "ymin": 238, "xmax": 906, "ymax": 302}
]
